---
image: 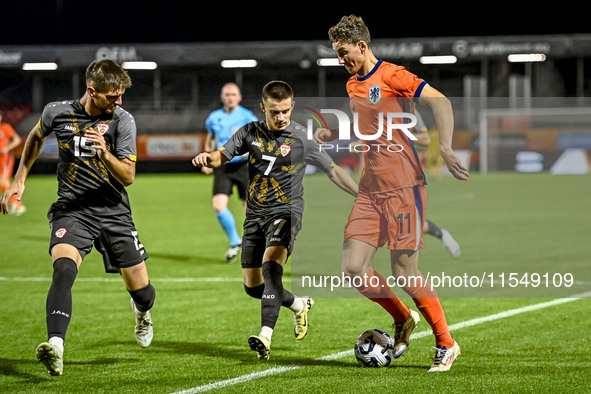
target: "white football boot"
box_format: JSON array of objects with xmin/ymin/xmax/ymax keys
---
[
  {"xmin": 440, "ymin": 229, "xmax": 461, "ymax": 258},
  {"xmin": 428, "ymin": 340, "xmax": 461, "ymax": 372},
  {"xmin": 130, "ymin": 298, "xmax": 153, "ymax": 348}
]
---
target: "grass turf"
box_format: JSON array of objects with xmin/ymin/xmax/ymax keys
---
[{"xmin": 0, "ymin": 172, "xmax": 589, "ymax": 393}]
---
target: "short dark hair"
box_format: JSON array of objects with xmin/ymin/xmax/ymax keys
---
[
  {"xmin": 86, "ymin": 59, "xmax": 132, "ymax": 92},
  {"xmin": 262, "ymin": 81, "xmax": 293, "ymax": 102},
  {"xmin": 328, "ymin": 15, "xmax": 371, "ymax": 47}
]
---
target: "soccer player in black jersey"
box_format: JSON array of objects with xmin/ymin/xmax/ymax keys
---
[
  {"xmin": 0, "ymin": 59, "xmax": 155, "ymax": 376},
  {"xmin": 193, "ymin": 81, "xmax": 358, "ymax": 360}
]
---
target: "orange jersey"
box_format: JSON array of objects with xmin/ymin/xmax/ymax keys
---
[
  {"xmin": 346, "ymin": 59, "xmax": 427, "ymax": 193},
  {"xmin": 0, "ymin": 122, "xmax": 17, "ymax": 153},
  {"xmin": 0, "ymin": 121, "xmax": 17, "ymax": 179}
]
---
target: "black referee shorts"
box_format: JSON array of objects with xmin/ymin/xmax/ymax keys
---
[{"xmin": 213, "ymin": 160, "xmax": 248, "ymax": 200}]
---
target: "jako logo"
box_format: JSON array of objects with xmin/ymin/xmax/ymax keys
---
[{"xmin": 303, "ymin": 107, "xmax": 418, "ymax": 153}]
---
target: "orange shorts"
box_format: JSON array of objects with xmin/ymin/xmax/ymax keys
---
[{"xmin": 344, "ymin": 185, "xmax": 426, "ymax": 250}]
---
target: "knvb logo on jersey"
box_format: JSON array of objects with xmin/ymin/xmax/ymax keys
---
[
  {"xmin": 303, "ymin": 107, "xmax": 418, "ymax": 153},
  {"xmin": 369, "ymin": 85, "xmax": 382, "ymax": 104}
]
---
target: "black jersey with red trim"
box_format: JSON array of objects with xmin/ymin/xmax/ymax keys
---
[
  {"xmin": 220, "ymin": 120, "xmax": 335, "ymax": 218},
  {"xmin": 38, "ymin": 99, "xmax": 138, "ymax": 215}
]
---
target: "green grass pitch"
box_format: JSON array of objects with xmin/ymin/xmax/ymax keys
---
[{"xmin": 0, "ymin": 171, "xmax": 590, "ymax": 393}]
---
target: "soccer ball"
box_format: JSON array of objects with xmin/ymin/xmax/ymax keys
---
[{"xmin": 354, "ymin": 329, "xmax": 395, "ymax": 367}]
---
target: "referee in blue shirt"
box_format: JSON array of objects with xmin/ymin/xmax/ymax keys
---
[{"xmin": 203, "ymin": 83, "xmax": 258, "ymax": 262}]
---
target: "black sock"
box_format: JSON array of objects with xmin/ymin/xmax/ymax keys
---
[
  {"xmin": 244, "ymin": 283, "xmax": 295, "ymax": 308},
  {"xmin": 261, "ymin": 261, "xmax": 284, "ymax": 329},
  {"xmin": 46, "ymin": 258, "xmax": 78, "ymax": 340},
  {"xmin": 426, "ymin": 220, "xmax": 443, "ymax": 239},
  {"xmin": 129, "ymin": 282, "xmax": 156, "ymax": 312}
]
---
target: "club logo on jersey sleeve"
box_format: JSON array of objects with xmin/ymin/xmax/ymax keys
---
[
  {"xmin": 55, "ymin": 228, "xmax": 67, "ymax": 238},
  {"xmin": 369, "ymin": 85, "xmax": 382, "ymax": 104},
  {"xmin": 96, "ymin": 123, "xmax": 109, "ymax": 135},
  {"xmin": 280, "ymin": 144, "xmax": 291, "ymax": 157}
]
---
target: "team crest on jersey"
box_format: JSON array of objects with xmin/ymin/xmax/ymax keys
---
[
  {"xmin": 55, "ymin": 228, "xmax": 67, "ymax": 238},
  {"xmin": 96, "ymin": 123, "xmax": 109, "ymax": 135},
  {"xmin": 280, "ymin": 144, "xmax": 291, "ymax": 157},
  {"xmin": 369, "ymin": 85, "xmax": 382, "ymax": 104}
]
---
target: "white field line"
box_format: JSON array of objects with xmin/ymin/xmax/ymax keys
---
[
  {"xmin": 2, "ymin": 277, "xmax": 589, "ymax": 286},
  {"xmin": 171, "ymin": 292, "xmax": 591, "ymax": 394},
  {"xmin": 0, "ymin": 276, "xmax": 244, "ymax": 282}
]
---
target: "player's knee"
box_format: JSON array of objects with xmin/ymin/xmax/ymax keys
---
[
  {"xmin": 341, "ymin": 263, "xmax": 365, "ymax": 279},
  {"xmin": 262, "ymin": 261, "xmax": 284, "ymax": 283},
  {"xmin": 244, "ymin": 283, "xmax": 264, "ymax": 299},
  {"xmin": 129, "ymin": 282, "xmax": 155, "ymax": 312},
  {"xmin": 53, "ymin": 257, "xmax": 78, "ymax": 282},
  {"xmin": 212, "ymin": 196, "xmax": 229, "ymax": 213}
]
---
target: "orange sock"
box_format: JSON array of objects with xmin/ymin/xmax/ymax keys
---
[
  {"xmin": 402, "ymin": 273, "xmax": 454, "ymax": 348},
  {"xmin": 354, "ymin": 267, "xmax": 410, "ymax": 322}
]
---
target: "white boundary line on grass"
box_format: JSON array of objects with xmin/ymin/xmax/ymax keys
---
[
  {"xmin": 171, "ymin": 292, "xmax": 591, "ymax": 394},
  {"xmin": 0, "ymin": 276, "xmax": 244, "ymax": 282},
  {"xmin": 2, "ymin": 276, "xmax": 590, "ymax": 285}
]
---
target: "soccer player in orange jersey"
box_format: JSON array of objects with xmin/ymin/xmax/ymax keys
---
[
  {"xmin": 317, "ymin": 15, "xmax": 469, "ymax": 372},
  {"xmin": 0, "ymin": 112, "xmax": 25, "ymax": 215}
]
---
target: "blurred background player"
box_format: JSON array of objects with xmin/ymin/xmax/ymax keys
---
[
  {"xmin": 0, "ymin": 59, "xmax": 156, "ymax": 376},
  {"xmin": 193, "ymin": 81, "xmax": 358, "ymax": 360},
  {"xmin": 203, "ymin": 83, "xmax": 258, "ymax": 262},
  {"xmin": 321, "ymin": 15, "xmax": 469, "ymax": 372},
  {"xmin": 0, "ymin": 111, "xmax": 26, "ymax": 215}
]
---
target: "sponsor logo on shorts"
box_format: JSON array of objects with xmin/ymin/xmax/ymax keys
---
[{"xmin": 55, "ymin": 228, "xmax": 67, "ymax": 238}]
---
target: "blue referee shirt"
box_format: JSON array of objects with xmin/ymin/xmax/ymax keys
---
[{"xmin": 205, "ymin": 105, "xmax": 258, "ymax": 163}]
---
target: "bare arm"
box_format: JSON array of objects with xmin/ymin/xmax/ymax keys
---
[
  {"xmin": 192, "ymin": 150, "xmax": 229, "ymax": 169},
  {"xmin": 0, "ymin": 126, "xmax": 46, "ymax": 214},
  {"xmin": 326, "ymin": 165, "xmax": 358, "ymax": 197},
  {"xmin": 313, "ymin": 128, "xmax": 339, "ymax": 145},
  {"xmin": 204, "ymin": 132, "xmax": 216, "ymax": 152},
  {"xmin": 85, "ymin": 127, "xmax": 136, "ymax": 186},
  {"xmin": 200, "ymin": 133, "xmax": 216, "ymax": 174},
  {"xmin": 413, "ymin": 130, "xmax": 431, "ymax": 147},
  {"xmin": 418, "ymin": 85, "xmax": 469, "ymax": 181}
]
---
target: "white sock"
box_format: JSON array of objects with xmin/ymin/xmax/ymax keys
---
[
  {"xmin": 260, "ymin": 326, "xmax": 274, "ymax": 341},
  {"xmin": 48, "ymin": 336, "xmax": 64, "ymax": 353},
  {"xmin": 289, "ymin": 297, "xmax": 305, "ymax": 314}
]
